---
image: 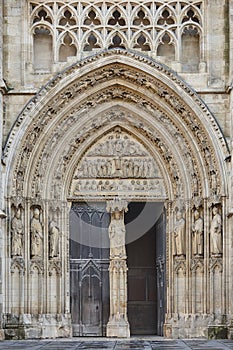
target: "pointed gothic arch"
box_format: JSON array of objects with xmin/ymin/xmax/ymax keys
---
[{"xmin": 2, "ymin": 50, "xmax": 230, "ymax": 339}]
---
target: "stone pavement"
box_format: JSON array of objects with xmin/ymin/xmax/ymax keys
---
[{"xmin": 0, "ymin": 338, "xmax": 233, "ymax": 350}]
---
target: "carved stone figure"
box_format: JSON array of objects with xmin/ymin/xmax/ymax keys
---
[
  {"xmin": 192, "ymin": 209, "xmax": 204, "ymax": 256},
  {"xmin": 210, "ymin": 206, "xmax": 222, "ymax": 255},
  {"xmin": 11, "ymin": 208, "xmax": 23, "ymax": 256},
  {"xmin": 109, "ymin": 210, "xmax": 126, "ymax": 259},
  {"xmin": 173, "ymin": 210, "xmax": 186, "ymax": 256},
  {"xmin": 106, "ymin": 198, "xmax": 130, "ymax": 337},
  {"xmin": 30, "ymin": 208, "xmax": 43, "ymax": 258},
  {"xmin": 49, "ymin": 221, "xmax": 60, "ymax": 258}
]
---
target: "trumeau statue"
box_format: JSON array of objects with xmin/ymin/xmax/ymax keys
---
[
  {"xmin": 210, "ymin": 206, "xmax": 222, "ymax": 255},
  {"xmin": 109, "ymin": 210, "xmax": 126, "ymax": 259},
  {"xmin": 11, "ymin": 208, "xmax": 23, "ymax": 257},
  {"xmin": 49, "ymin": 221, "xmax": 60, "ymax": 258},
  {"xmin": 173, "ymin": 210, "xmax": 186, "ymax": 257},
  {"xmin": 30, "ymin": 208, "xmax": 43, "ymax": 258},
  {"xmin": 192, "ymin": 209, "xmax": 204, "ymax": 256}
]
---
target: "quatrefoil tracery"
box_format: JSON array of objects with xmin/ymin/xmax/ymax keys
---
[{"xmin": 30, "ymin": 1, "xmax": 203, "ymax": 59}]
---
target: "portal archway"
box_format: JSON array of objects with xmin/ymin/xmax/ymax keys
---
[{"xmin": 2, "ymin": 50, "xmax": 230, "ymax": 339}]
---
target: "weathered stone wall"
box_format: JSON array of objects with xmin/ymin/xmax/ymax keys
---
[
  {"xmin": 1, "ymin": 0, "xmax": 233, "ymax": 340},
  {"xmin": 1, "ymin": 0, "xmax": 231, "ymax": 140}
]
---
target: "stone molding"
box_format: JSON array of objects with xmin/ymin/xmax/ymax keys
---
[{"xmin": 1, "ymin": 50, "xmax": 231, "ymax": 339}]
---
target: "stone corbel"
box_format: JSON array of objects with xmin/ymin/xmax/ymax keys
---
[{"xmin": 106, "ymin": 198, "xmax": 128, "ymax": 214}]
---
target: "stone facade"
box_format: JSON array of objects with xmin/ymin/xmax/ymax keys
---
[{"xmin": 1, "ymin": 0, "xmax": 233, "ymax": 340}]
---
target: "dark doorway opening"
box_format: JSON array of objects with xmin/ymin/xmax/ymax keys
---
[
  {"xmin": 69, "ymin": 201, "xmax": 166, "ymax": 337},
  {"xmin": 125, "ymin": 202, "xmax": 166, "ymax": 335}
]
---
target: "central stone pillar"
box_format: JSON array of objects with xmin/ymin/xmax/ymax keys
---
[{"xmin": 106, "ymin": 199, "xmax": 130, "ymax": 338}]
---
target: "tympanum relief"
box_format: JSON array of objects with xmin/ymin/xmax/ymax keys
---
[{"xmin": 70, "ymin": 127, "xmax": 166, "ymax": 200}]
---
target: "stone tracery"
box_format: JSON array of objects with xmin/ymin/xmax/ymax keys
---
[{"xmin": 30, "ymin": 0, "xmax": 203, "ymax": 66}]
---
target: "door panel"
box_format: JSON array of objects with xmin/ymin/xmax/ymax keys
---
[
  {"xmin": 128, "ymin": 267, "xmax": 157, "ymax": 334},
  {"xmin": 70, "ymin": 202, "xmax": 110, "ymax": 336},
  {"xmin": 81, "ymin": 265, "xmax": 101, "ymax": 335}
]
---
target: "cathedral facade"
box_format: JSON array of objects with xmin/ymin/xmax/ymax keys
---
[{"xmin": 0, "ymin": 0, "xmax": 233, "ymax": 340}]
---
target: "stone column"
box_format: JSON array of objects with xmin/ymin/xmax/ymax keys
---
[{"xmin": 106, "ymin": 198, "xmax": 130, "ymax": 338}]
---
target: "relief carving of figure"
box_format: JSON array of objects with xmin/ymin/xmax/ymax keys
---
[
  {"xmin": 49, "ymin": 221, "xmax": 60, "ymax": 258},
  {"xmin": 109, "ymin": 211, "xmax": 126, "ymax": 259},
  {"xmin": 173, "ymin": 210, "xmax": 186, "ymax": 256},
  {"xmin": 11, "ymin": 208, "xmax": 23, "ymax": 256},
  {"xmin": 30, "ymin": 208, "xmax": 43, "ymax": 258},
  {"xmin": 210, "ymin": 206, "xmax": 222, "ymax": 255},
  {"xmin": 192, "ymin": 209, "xmax": 204, "ymax": 256}
]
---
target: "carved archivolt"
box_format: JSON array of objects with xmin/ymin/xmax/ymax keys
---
[
  {"xmin": 3, "ymin": 50, "xmax": 229, "ymax": 203},
  {"xmin": 2, "ymin": 51, "xmax": 230, "ymax": 328}
]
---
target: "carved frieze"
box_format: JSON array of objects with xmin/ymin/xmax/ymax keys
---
[{"xmin": 69, "ymin": 127, "xmax": 167, "ymax": 200}]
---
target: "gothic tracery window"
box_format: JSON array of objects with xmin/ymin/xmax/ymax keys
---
[
  {"xmin": 59, "ymin": 33, "xmax": 77, "ymax": 61},
  {"xmin": 157, "ymin": 33, "xmax": 175, "ymax": 60},
  {"xmin": 83, "ymin": 32, "xmax": 101, "ymax": 51},
  {"xmin": 30, "ymin": 1, "xmax": 204, "ymax": 72}
]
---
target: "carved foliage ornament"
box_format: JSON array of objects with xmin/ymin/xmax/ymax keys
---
[
  {"xmin": 4, "ymin": 55, "xmax": 226, "ymax": 201},
  {"xmin": 3, "ymin": 50, "xmax": 227, "ymax": 164}
]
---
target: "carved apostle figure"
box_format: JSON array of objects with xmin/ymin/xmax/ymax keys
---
[
  {"xmin": 210, "ymin": 206, "xmax": 222, "ymax": 255},
  {"xmin": 192, "ymin": 209, "xmax": 204, "ymax": 256},
  {"xmin": 30, "ymin": 208, "xmax": 43, "ymax": 258},
  {"xmin": 109, "ymin": 210, "xmax": 126, "ymax": 259},
  {"xmin": 11, "ymin": 208, "xmax": 23, "ymax": 256},
  {"xmin": 49, "ymin": 221, "xmax": 60, "ymax": 258},
  {"xmin": 173, "ymin": 210, "xmax": 186, "ymax": 256}
]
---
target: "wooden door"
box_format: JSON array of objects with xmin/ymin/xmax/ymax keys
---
[{"xmin": 70, "ymin": 202, "xmax": 110, "ymax": 336}]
